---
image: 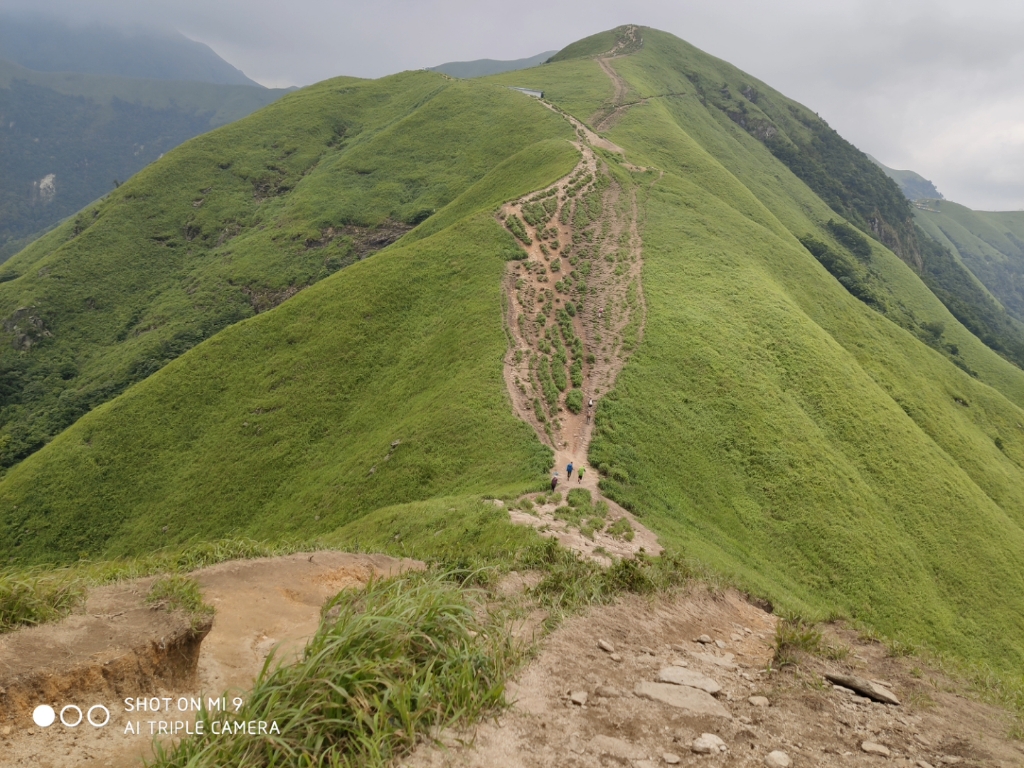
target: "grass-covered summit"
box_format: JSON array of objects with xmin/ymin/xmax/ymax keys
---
[{"xmin": 3, "ymin": 26, "xmax": 1024, "ymax": 685}]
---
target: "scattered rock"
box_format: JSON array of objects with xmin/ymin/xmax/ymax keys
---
[
  {"xmin": 694, "ymin": 652, "xmax": 738, "ymax": 670},
  {"xmin": 670, "ymin": 659, "xmax": 689, "ymax": 667},
  {"xmin": 0, "ymin": 725, "xmax": 10, "ymax": 737},
  {"xmin": 639, "ymin": 645, "xmax": 656, "ymax": 655},
  {"xmin": 598, "ymin": 639, "xmax": 615, "ymax": 653},
  {"xmin": 748, "ymin": 696, "xmax": 770, "ymax": 707},
  {"xmin": 570, "ymin": 691, "xmax": 588, "ymax": 706},
  {"xmin": 861, "ymin": 741, "xmax": 891, "ymax": 757},
  {"xmin": 663, "ymin": 754, "xmax": 681, "ymax": 765},
  {"xmin": 634, "ymin": 682, "xmax": 732, "ymax": 718},
  {"xmin": 939, "ymin": 758, "xmax": 962, "ymax": 765},
  {"xmin": 765, "ymin": 751, "xmax": 792, "ymax": 768},
  {"xmin": 657, "ymin": 666, "xmax": 722, "ymax": 695},
  {"xmin": 590, "ymin": 734, "xmax": 644, "ymax": 760},
  {"xmin": 610, "ymin": 653, "xmax": 622, "ymax": 662},
  {"xmin": 916, "ymin": 761, "xmax": 936, "ymax": 768},
  {"xmin": 695, "ymin": 634, "xmax": 713, "ymax": 644},
  {"xmin": 691, "ymin": 733, "xmax": 727, "ymax": 754},
  {"xmin": 715, "ymin": 639, "xmax": 728, "ymax": 649},
  {"xmin": 670, "ymin": 643, "xmax": 688, "ymax": 653},
  {"xmin": 595, "ymin": 685, "xmax": 621, "ymax": 698},
  {"xmin": 825, "ymin": 673, "xmax": 900, "ymax": 705},
  {"xmin": 731, "ymin": 633, "xmax": 743, "ymax": 642}
]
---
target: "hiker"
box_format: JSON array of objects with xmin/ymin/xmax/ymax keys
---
[
  {"xmin": 588, "ymin": 398, "xmax": 594, "ymax": 409},
  {"xmin": 566, "ymin": 461, "xmax": 574, "ymax": 479},
  {"xmin": 551, "ymin": 474, "xmax": 559, "ymax": 492},
  {"xmin": 578, "ymin": 466, "xmax": 586, "ymax": 484}
]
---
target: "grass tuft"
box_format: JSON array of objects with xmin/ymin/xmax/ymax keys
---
[
  {"xmin": 150, "ymin": 572, "xmax": 516, "ymax": 767},
  {"xmin": 146, "ymin": 574, "xmax": 214, "ymax": 629}
]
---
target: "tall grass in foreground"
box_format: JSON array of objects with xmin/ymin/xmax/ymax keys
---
[
  {"xmin": 150, "ymin": 572, "xmax": 515, "ymax": 768},
  {"xmin": 0, "ymin": 537, "xmax": 313, "ymax": 634}
]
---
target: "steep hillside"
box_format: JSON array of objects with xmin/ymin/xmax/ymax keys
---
[
  {"xmin": 916, "ymin": 200, "xmax": 1024, "ymax": 324},
  {"xmin": 0, "ymin": 15, "xmax": 259, "ymax": 85},
  {"xmin": 0, "ymin": 72, "xmax": 573, "ymax": 469},
  {"xmin": 0, "ymin": 59, "xmax": 287, "ymax": 260},
  {"xmin": 3, "ymin": 25, "xmax": 1024, "ymax": 685},
  {"xmin": 494, "ymin": 27, "xmax": 1024, "ymax": 670}
]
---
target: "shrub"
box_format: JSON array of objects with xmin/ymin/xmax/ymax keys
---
[
  {"xmin": 606, "ymin": 517, "xmax": 634, "ymax": 542},
  {"xmin": 565, "ymin": 390, "xmax": 583, "ymax": 413},
  {"xmin": 827, "ymin": 218, "xmax": 872, "ymax": 259},
  {"xmin": 505, "ymin": 214, "xmax": 532, "ymax": 245},
  {"xmin": 772, "ymin": 617, "xmax": 822, "ymax": 668},
  {"xmin": 567, "ymin": 488, "xmax": 592, "ymax": 509}
]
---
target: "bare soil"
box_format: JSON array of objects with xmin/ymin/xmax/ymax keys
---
[
  {"xmin": 500, "ymin": 82, "xmax": 658, "ymax": 561},
  {"xmin": 403, "ymin": 585, "xmax": 1024, "ymax": 768},
  {"xmin": 0, "ymin": 551, "xmax": 421, "ymax": 767}
]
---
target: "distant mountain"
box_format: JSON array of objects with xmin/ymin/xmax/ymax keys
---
[
  {"xmin": 0, "ymin": 59, "xmax": 287, "ymax": 260},
  {"xmin": 428, "ymin": 51, "xmax": 557, "ymax": 79},
  {"xmin": 915, "ymin": 200, "xmax": 1024, "ymax": 326},
  {"xmin": 868, "ymin": 154, "xmax": 944, "ymax": 201},
  {"xmin": 0, "ymin": 14, "xmax": 259, "ymax": 86}
]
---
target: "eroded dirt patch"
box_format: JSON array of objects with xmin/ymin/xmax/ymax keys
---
[{"xmin": 0, "ymin": 551, "xmax": 422, "ymax": 768}]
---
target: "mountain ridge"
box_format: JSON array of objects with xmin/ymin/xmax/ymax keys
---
[
  {"xmin": 2, "ymin": 24, "xmax": 1024, "ymax": 690},
  {"xmin": 0, "ymin": 14, "xmax": 260, "ymax": 86},
  {"xmin": 428, "ymin": 50, "xmax": 557, "ymax": 79}
]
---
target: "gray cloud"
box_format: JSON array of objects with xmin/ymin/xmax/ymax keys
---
[{"xmin": 3, "ymin": 0, "xmax": 1023, "ymax": 209}]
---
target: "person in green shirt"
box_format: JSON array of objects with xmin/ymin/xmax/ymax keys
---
[{"xmin": 577, "ymin": 466, "xmax": 586, "ymax": 483}]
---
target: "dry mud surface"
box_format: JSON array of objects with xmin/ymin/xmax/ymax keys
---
[
  {"xmin": 404, "ymin": 586, "xmax": 1024, "ymax": 768},
  {"xmin": 0, "ymin": 551, "xmax": 421, "ymax": 767}
]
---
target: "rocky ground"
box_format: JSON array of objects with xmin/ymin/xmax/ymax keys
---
[{"xmin": 404, "ymin": 584, "xmax": 1024, "ymax": 768}]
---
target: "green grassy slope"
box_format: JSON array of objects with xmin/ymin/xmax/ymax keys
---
[
  {"xmin": 916, "ymin": 201, "xmax": 1024, "ymax": 324},
  {"xmin": 499, "ymin": 28, "xmax": 1024, "ymax": 670},
  {"xmin": 4, "ymin": 26, "xmax": 1024, "ymax": 679},
  {"xmin": 0, "ymin": 72, "xmax": 572, "ymax": 470},
  {"xmin": 0, "ymin": 130, "xmax": 577, "ymax": 561},
  {"xmin": 0, "ymin": 58, "xmax": 286, "ymax": 254}
]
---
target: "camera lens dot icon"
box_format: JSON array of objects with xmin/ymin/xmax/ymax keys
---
[{"xmin": 32, "ymin": 704, "xmax": 56, "ymax": 727}]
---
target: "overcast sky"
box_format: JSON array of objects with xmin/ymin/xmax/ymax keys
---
[{"xmin": 4, "ymin": 0, "xmax": 1023, "ymax": 210}]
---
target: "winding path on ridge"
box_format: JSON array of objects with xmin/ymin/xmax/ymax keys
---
[{"xmin": 499, "ymin": 34, "xmax": 661, "ymax": 561}]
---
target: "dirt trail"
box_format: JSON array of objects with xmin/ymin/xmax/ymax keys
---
[
  {"xmin": 591, "ymin": 25, "xmax": 645, "ymax": 132},
  {"xmin": 500, "ymin": 31, "xmax": 657, "ymax": 561},
  {"xmin": 404, "ymin": 585, "xmax": 1024, "ymax": 768},
  {"xmin": 0, "ymin": 552, "xmax": 421, "ymax": 768}
]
